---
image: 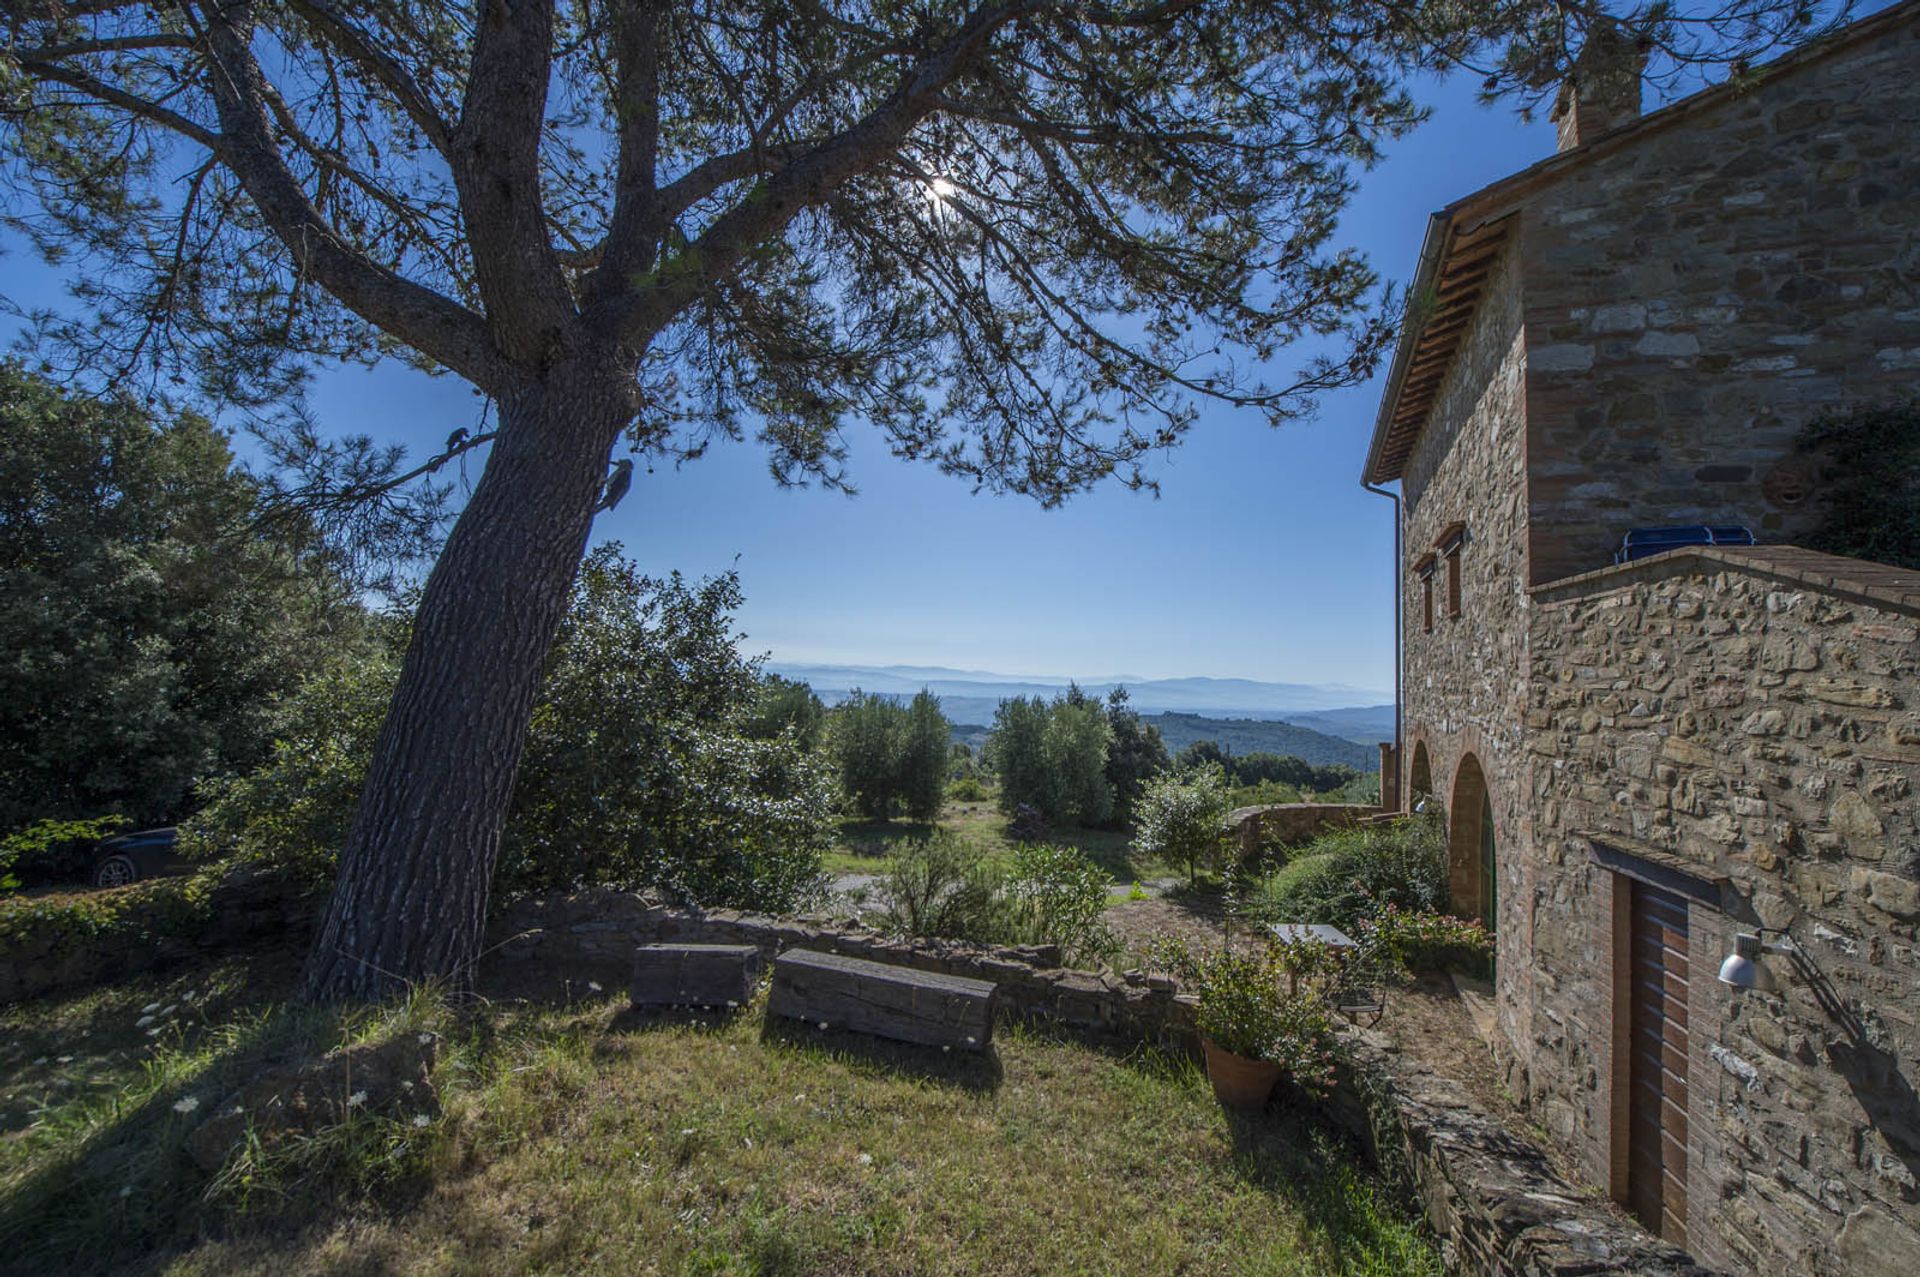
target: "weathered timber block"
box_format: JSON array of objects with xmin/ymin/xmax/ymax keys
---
[
  {"xmin": 767, "ymin": 948, "xmax": 998, "ymax": 1050},
  {"xmin": 630, "ymin": 943, "xmax": 763, "ymax": 1008}
]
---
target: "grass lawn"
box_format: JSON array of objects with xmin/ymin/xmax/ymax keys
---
[
  {"xmin": 1, "ymin": 955, "xmax": 1439, "ymax": 1277},
  {"xmin": 824, "ymin": 798, "xmax": 1155, "ymax": 885}
]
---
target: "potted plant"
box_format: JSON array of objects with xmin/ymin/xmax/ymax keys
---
[{"xmin": 1154, "ymin": 938, "xmax": 1340, "ymax": 1108}]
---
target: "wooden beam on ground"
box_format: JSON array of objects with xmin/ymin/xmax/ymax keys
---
[
  {"xmin": 631, "ymin": 943, "xmax": 764, "ymax": 1008},
  {"xmin": 767, "ymin": 948, "xmax": 998, "ymax": 1051}
]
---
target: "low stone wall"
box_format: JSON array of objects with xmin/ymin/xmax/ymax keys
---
[
  {"xmin": 1228, "ymin": 803, "xmax": 1376, "ymax": 858},
  {"xmin": 0, "ymin": 870, "xmax": 312, "ymax": 1005},
  {"xmin": 484, "ymin": 890, "xmax": 1200, "ymax": 1050},
  {"xmin": 486, "ymin": 889, "xmax": 1707, "ymax": 1275},
  {"xmin": 1326, "ymin": 1031, "xmax": 1711, "ymax": 1276}
]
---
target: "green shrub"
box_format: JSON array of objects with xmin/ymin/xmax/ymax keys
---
[
  {"xmin": 1002, "ymin": 842, "xmax": 1116, "ymax": 965},
  {"xmin": 1227, "ymin": 778, "xmax": 1303, "ymax": 808},
  {"xmin": 946, "ymin": 776, "xmax": 987, "ymax": 802},
  {"xmin": 187, "ymin": 651, "xmax": 396, "ymax": 891},
  {"xmin": 0, "ymin": 864, "xmax": 228, "ymax": 957},
  {"xmin": 188, "ymin": 548, "xmax": 834, "ymax": 915},
  {"xmin": 874, "ymin": 831, "xmax": 1004, "ymax": 944},
  {"xmin": 0, "ymin": 815, "xmax": 130, "ymax": 891},
  {"xmin": 1362, "ymin": 905, "xmax": 1492, "ymax": 975},
  {"xmin": 1319, "ymin": 772, "xmax": 1382, "ymax": 805},
  {"xmin": 875, "ymin": 834, "xmax": 1116, "ymax": 966},
  {"xmin": 1252, "ymin": 812, "xmax": 1446, "ymax": 932},
  {"xmin": 1132, "ymin": 763, "xmax": 1233, "ymax": 885}
]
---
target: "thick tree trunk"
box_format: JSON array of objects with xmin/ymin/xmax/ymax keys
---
[{"xmin": 301, "ymin": 359, "xmax": 634, "ymax": 1002}]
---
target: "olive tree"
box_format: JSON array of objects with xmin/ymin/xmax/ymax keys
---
[
  {"xmin": 0, "ymin": 0, "xmax": 1837, "ymax": 999},
  {"xmin": 1133, "ymin": 762, "xmax": 1233, "ymax": 886}
]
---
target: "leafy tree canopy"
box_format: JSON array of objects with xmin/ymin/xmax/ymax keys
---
[
  {"xmin": 1132, "ymin": 761, "xmax": 1233, "ymax": 886},
  {"xmin": 0, "ymin": 2, "xmax": 1838, "ymax": 501},
  {"xmin": 985, "ymin": 684, "xmax": 1115, "ymax": 826},
  {"xmin": 745, "ymin": 674, "xmax": 828, "ymax": 752},
  {"xmin": 1103, "ymin": 686, "xmax": 1170, "ymax": 823},
  {"xmin": 0, "ymin": 363, "xmax": 361, "ymax": 832},
  {"xmin": 1795, "ymin": 398, "xmax": 1920, "ymax": 572},
  {"xmin": 193, "ymin": 545, "xmax": 835, "ymax": 912},
  {"xmin": 827, "ymin": 687, "xmax": 951, "ymax": 821}
]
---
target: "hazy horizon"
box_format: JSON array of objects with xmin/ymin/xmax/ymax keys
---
[{"xmin": 763, "ymin": 659, "xmax": 1396, "ymax": 722}]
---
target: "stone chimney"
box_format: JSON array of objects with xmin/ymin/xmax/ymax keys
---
[{"xmin": 1551, "ymin": 22, "xmax": 1646, "ymax": 151}]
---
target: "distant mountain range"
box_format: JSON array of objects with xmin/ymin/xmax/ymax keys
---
[
  {"xmin": 765, "ymin": 662, "xmax": 1390, "ymax": 719},
  {"xmin": 768, "ymin": 662, "xmax": 1394, "ymax": 768}
]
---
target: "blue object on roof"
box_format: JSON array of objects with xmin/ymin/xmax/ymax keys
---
[{"xmin": 1613, "ymin": 524, "xmax": 1756, "ymax": 565}]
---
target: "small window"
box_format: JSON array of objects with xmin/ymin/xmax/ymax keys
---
[
  {"xmin": 1435, "ymin": 524, "xmax": 1467, "ymax": 620},
  {"xmin": 1414, "ymin": 553, "xmax": 1438, "ymax": 633}
]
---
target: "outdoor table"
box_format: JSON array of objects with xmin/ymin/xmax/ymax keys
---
[
  {"xmin": 1268, "ymin": 923, "xmax": 1383, "ymax": 1023},
  {"xmin": 1267, "ymin": 923, "xmax": 1358, "ymax": 951}
]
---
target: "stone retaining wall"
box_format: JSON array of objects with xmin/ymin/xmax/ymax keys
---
[
  {"xmin": 486, "ymin": 889, "xmax": 1710, "ymax": 1275},
  {"xmin": 484, "ymin": 890, "xmax": 1200, "ymax": 1049},
  {"xmin": 1227, "ymin": 803, "xmax": 1376, "ymax": 858},
  {"xmin": 0, "ymin": 870, "xmax": 311, "ymax": 1005},
  {"xmin": 1326, "ymin": 1031, "xmax": 1710, "ymax": 1276}
]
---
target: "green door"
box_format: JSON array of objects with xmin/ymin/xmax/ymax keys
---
[{"xmin": 1479, "ymin": 792, "xmax": 1497, "ymax": 929}]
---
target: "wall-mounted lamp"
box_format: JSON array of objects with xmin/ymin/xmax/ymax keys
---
[{"xmin": 1718, "ymin": 930, "xmax": 1797, "ymax": 993}]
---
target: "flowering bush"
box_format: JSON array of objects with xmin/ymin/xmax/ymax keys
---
[
  {"xmin": 1361, "ymin": 906, "xmax": 1493, "ymax": 975},
  {"xmin": 1131, "ymin": 763, "xmax": 1233, "ymax": 885}
]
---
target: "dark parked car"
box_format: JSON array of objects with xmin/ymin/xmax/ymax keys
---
[{"xmin": 91, "ymin": 827, "xmax": 186, "ymax": 888}]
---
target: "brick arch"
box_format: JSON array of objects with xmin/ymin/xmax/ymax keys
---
[
  {"xmin": 1449, "ymin": 752, "xmax": 1495, "ymax": 926},
  {"xmin": 1408, "ymin": 738, "xmax": 1434, "ymax": 804}
]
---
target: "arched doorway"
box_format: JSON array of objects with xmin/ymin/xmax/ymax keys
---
[
  {"xmin": 1408, "ymin": 741, "xmax": 1433, "ymax": 809},
  {"xmin": 1448, "ymin": 754, "xmax": 1495, "ymax": 928}
]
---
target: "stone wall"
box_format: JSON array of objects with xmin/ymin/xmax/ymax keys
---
[
  {"xmin": 1516, "ymin": 546, "xmax": 1920, "ymax": 1274},
  {"xmin": 1520, "ymin": 13, "xmax": 1920, "ymax": 586},
  {"xmin": 1227, "ymin": 802, "xmax": 1375, "ymax": 858},
  {"xmin": 488, "ymin": 888, "xmax": 1711, "ymax": 1275},
  {"xmin": 1397, "ymin": 237, "xmax": 1539, "ymax": 1046},
  {"xmin": 483, "ymin": 891, "xmax": 1203, "ymax": 1049},
  {"xmin": 1326, "ymin": 1029, "xmax": 1711, "ymax": 1277},
  {"xmin": 0, "ymin": 870, "xmax": 311, "ymax": 1005}
]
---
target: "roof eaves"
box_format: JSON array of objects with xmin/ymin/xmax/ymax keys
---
[{"xmin": 1361, "ymin": 212, "xmax": 1449, "ymax": 486}]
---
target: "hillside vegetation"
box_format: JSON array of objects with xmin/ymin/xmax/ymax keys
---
[{"xmin": 952, "ymin": 714, "xmax": 1377, "ymax": 773}]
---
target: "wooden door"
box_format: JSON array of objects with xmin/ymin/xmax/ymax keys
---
[{"xmin": 1627, "ymin": 881, "xmax": 1690, "ymax": 1246}]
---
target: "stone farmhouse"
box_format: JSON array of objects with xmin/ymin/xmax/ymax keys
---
[{"xmin": 1361, "ymin": 4, "xmax": 1920, "ymax": 1272}]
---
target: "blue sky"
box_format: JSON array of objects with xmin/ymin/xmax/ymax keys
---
[{"xmin": 2, "ymin": 72, "xmax": 1563, "ymax": 696}]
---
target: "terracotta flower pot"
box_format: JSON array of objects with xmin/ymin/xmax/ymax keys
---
[{"xmin": 1201, "ymin": 1036, "xmax": 1283, "ymax": 1108}]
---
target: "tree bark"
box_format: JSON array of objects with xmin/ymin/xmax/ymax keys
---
[{"xmin": 301, "ymin": 355, "xmax": 635, "ymax": 1002}]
